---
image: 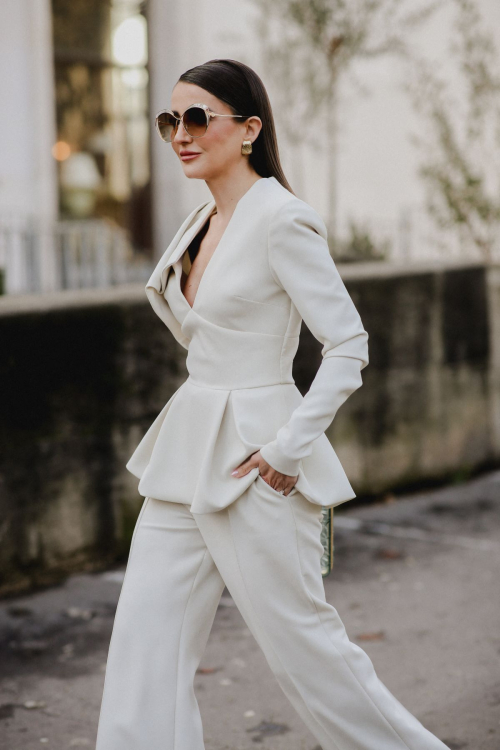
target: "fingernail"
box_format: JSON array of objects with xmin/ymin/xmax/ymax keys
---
[{"xmin": 231, "ymin": 470, "xmax": 238, "ymax": 476}]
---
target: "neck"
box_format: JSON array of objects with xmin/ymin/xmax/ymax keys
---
[{"xmin": 205, "ymin": 168, "xmax": 262, "ymax": 220}]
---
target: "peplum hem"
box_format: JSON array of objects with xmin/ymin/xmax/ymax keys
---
[{"xmin": 126, "ymin": 377, "xmax": 356, "ymax": 515}]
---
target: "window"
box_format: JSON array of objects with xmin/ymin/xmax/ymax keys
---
[{"xmin": 52, "ymin": 0, "xmax": 152, "ymax": 255}]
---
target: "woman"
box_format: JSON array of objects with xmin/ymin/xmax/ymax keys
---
[{"xmin": 95, "ymin": 59, "xmax": 449, "ymax": 750}]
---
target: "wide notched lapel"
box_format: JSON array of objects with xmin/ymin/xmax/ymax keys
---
[
  {"xmin": 142, "ymin": 176, "xmax": 278, "ymax": 346},
  {"xmin": 145, "ymin": 176, "xmax": 278, "ymax": 304},
  {"xmin": 146, "ymin": 198, "xmax": 216, "ymax": 295},
  {"xmin": 146, "ymin": 177, "xmax": 279, "ymax": 299}
]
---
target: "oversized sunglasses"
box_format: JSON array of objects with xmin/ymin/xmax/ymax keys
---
[{"xmin": 155, "ymin": 102, "xmax": 253, "ymax": 143}]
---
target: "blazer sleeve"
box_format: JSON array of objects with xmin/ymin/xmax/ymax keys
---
[{"xmin": 258, "ymin": 199, "xmax": 369, "ymax": 477}]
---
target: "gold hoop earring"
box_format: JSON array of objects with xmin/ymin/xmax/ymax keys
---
[{"xmin": 241, "ymin": 139, "xmax": 253, "ymax": 155}]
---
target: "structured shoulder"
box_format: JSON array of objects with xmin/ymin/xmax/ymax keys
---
[{"xmin": 267, "ymin": 191, "xmax": 328, "ymax": 240}]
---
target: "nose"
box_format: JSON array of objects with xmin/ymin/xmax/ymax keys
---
[{"xmin": 173, "ymin": 117, "xmax": 192, "ymax": 144}]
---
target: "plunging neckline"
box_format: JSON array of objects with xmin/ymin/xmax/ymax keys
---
[
  {"xmin": 179, "ymin": 206, "xmax": 218, "ymax": 310},
  {"xmin": 178, "ymin": 177, "xmax": 265, "ymax": 311}
]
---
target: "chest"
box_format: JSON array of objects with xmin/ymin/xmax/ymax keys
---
[
  {"xmin": 180, "ymin": 213, "xmax": 227, "ymax": 308},
  {"xmin": 169, "ymin": 218, "xmax": 294, "ymax": 337}
]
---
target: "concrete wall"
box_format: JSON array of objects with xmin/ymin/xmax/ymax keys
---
[
  {"xmin": 1, "ymin": 262, "xmax": 498, "ymax": 595},
  {"xmin": 331, "ymin": 261, "xmax": 497, "ymax": 494}
]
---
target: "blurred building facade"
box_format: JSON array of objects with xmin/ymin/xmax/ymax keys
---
[
  {"xmin": 1, "ymin": 0, "xmax": 499, "ymax": 295},
  {"xmin": 0, "ymin": 0, "xmax": 154, "ymax": 294}
]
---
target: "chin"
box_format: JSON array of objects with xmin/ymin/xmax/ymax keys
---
[
  {"xmin": 183, "ymin": 168, "xmax": 214, "ymax": 182},
  {"xmin": 183, "ymin": 173, "xmax": 208, "ymax": 182},
  {"xmin": 182, "ymin": 164, "xmax": 203, "ymax": 173}
]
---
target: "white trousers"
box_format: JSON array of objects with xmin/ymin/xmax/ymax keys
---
[{"xmin": 95, "ymin": 478, "xmax": 449, "ymax": 750}]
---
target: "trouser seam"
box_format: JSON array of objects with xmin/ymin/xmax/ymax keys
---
[
  {"xmin": 173, "ymin": 546, "xmax": 210, "ymax": 750},
  {"xmin": 226, "ymin": 506, "xmax": 342, "ymax": 750},
  {"xmin": 288, "ymin": 497, "xmax": 414, "ymax": 750}
]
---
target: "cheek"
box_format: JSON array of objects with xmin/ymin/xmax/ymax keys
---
[{"xmin": 203, "ymin": 126, "xmax": 240, "ymax": 162}]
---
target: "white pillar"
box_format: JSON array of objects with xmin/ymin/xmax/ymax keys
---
[
  {"xmin": 0, "ymin": 0, "xmax": 58, "ymax": 292},
  {"xmin": 147, "ymin": 0, "xmax": 216, "ymax": 260},
  {"xmin": 0, "ymin": 0, "xmax": 58, "ymax": 219},
  {"xmin": 147, "ymin": 0, "xmax": 184, "ymax": 261}
]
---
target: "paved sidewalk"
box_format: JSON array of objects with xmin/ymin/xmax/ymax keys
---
[{"xmin": 1, "ymin": 470, "xmax": 499, "ymax": 750}]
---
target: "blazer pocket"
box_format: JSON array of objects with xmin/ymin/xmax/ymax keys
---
[{"xmin": 229, "ymin": 294, "xmax": 290, "ymax": 336}]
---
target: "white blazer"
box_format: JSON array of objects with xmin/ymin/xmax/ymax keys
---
[{"xmin": 126, "ymin": 176, "xmax": 369, "ymax": 514}]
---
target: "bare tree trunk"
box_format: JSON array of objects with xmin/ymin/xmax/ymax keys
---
[
  {"xmin": 325, "ymin": 71, "xmax": 339, "ymax": 255},
  {"xmin": 289, "ymin": 135, "xmax": 305, "ymax": 197}
]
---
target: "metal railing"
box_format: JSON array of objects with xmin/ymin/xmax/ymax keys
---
[
  {"xmin": 2, "ymin": 207, "xmax": 498, "ymax": 296},
  {"xmin": 333, "ymin": 206, "xmax": 500, "ymax": 265},
  {"xmin": 0, "ymin": 216, "xmax": 154, "ymax": 295}
]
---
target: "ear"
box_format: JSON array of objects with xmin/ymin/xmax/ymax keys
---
[{"xmin": 244, "ymin": 116, "xmax": 262, "ymax": 143}]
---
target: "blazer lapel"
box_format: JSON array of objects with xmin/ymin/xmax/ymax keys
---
[{"xmin": 146, "ymin": 198, "xmax": 216, "ymax": 295}]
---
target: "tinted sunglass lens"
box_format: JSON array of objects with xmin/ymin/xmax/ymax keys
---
[
  {"xmin": 156, "ymin": 112, "xmax": 176, "ymax": 142},
  {"xmin": 183, "ymin": 106, "xmax": 207, "ymax": 137}
]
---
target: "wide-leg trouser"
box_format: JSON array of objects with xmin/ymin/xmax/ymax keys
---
[{"xmin": 95, "ymin": 477, "xmax": 450, "ymax": 750}]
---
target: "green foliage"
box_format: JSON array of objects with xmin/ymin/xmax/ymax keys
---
[
  {"xmin": 249, "ymin": 0, "xmax": 442, "ymax": 239},
  {"xmin": 406, "ymin": 0, "xmax": 500, "ymax": 263},
  {"xmin": 252, "ymin": 0, "xmax": 440, "ymax": 125}
]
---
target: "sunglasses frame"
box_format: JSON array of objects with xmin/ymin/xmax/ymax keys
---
[{"xmin": 155, "ymin": 102, "xmax": 254, "ymax": 142}]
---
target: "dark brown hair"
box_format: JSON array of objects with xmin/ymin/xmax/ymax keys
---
[{"xmin": 177, "ymin": 59, "xmax": 294, "ymax": 194}]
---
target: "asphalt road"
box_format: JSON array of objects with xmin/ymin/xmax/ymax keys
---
[{"xmin": 1, "ymin": 470, "xmax": 499, "ymax": 750}]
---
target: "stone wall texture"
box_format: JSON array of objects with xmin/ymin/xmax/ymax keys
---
[{"xmin": 1, "ymin": 263, "xmax": 499, "ymax": 595}]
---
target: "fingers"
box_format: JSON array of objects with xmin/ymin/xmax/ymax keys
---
[
  {"xmin": 231, "ymin": 451, "xmax": 260, "ymax": 477},
  {"xmin": 231, "ymin": 453, "xmax": 299, "ymax": 497},
  {"xmin": 259, "ymin": 475, "xmax": 299, "ymax": 496}
]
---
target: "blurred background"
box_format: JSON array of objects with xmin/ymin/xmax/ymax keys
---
[
  {"xmin": 2, "ymin": 0, "xmax": 500, "ymax": 292},
  {"xmin": 0, "ymin": 1, "xmax": 499, "ymax": 748}
]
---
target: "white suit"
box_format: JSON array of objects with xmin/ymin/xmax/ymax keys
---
[
  {"xmin": 126, "ymin": 175, "xmax": 368, "ymax": 513},
  {"xmin": 95, "ymin": 176, "xmax": 450, "ymax": 749}
]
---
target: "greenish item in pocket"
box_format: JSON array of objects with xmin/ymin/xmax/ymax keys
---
[{"xmin": 320, "ymin": 507, "xmax": 334, "ymax": 576}]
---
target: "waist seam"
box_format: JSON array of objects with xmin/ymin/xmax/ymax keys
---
[{"xmin": 186, "ymin": 376, "xmax": 295, "ymax": 391}]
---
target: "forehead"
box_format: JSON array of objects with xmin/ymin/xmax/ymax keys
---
[
  {"xmin": 170, "ymin": 103, "xmax": 205, "ymax": 116},
  {"xmin": 171, "ymin": 81, "xmax": 228, "ymax": 114}
]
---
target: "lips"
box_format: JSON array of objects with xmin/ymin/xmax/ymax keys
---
[{"xmin": 180, "ymin": 151, "xmax": 201, "ymax": 160}]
